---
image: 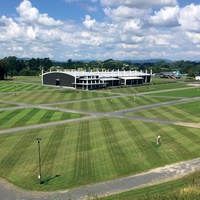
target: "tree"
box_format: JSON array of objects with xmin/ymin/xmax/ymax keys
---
[
  {"xmin": 0, "ymin": 60, "xmax": 7, "ymax": 80},
  {"xmin": 41, "ymin": 58, "xmax": 53, "ymax": 71}
]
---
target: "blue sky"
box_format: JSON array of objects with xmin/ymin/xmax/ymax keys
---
[{"xmin": 0, "ymin": 0, "xmax": 200, "ymax": 61}]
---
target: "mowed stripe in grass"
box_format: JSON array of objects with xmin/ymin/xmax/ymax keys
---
[
  {"xmin": 0, "ymin": 90, "xmax": 116, "ymax": 104},
  {"xmin": 127, "ymin": 101, "xmax": 200, "ymax": 123},
  {"xmin": 0, "ymin": 82, "xmax": 53, "ymax": 92},
  {"xmin": 149, "ymin": 87, "xmax": 200, "ymax": 98},
  {"xmin": 0, "ymin": 118, "xmax": 200, "ymax": 191},
  {"xmin": 58, "ymin": 95, "xmax": 179, "ymax": 112},
  {"xmin": 0, "ymin": 108, "xmax": 87, "ymax": 130},
  {"xmin": 105, "ymin": 83, "xmax": 190, "ymax": 94},
  {"xmin": 73, "ymin": 121, "xmax": 95, "ymax": 184},
  {"xmin": 0, "ymin": 102, "xmax": 17, "ymax": 108}
]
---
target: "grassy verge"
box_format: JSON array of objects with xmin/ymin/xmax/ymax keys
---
[
  {"xmin": 98, "ymin": 173, "xmax": 200, "ymax": 200},
  {"xmin": 0, "ymin": 117, "xmax": 200, "ymax": 191}
]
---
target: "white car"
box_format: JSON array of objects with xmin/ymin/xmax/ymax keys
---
[{"xmin": 195, "ymin": 76, "xmax": 200, "ymax": 81}]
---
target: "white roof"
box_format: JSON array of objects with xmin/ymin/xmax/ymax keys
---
[{"xmin": 43, "ymin": 70, "xmax": 151, "ymax": 77}]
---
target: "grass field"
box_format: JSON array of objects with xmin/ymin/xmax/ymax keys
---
[
  {"xmin": 0, "ymin": 76, "xmax": 200, "ymax": 195},
  {"xmin": 105, "ymin": 83, "xmax": 191, "ymax": 94},
  {"xmin": 0, "ymin": 89, "xmax": 116, "ymax": 104},
  {"xmin": 57, "ymin": 95, "xmax": 179, "ymax": 112},
  {"xmin": 148, "ymin": 87, "xmax": 200, "ymax": 98},
  {"xmin": 0, "ymin": 118, "xmax": 200, "ymax": 191},
  {"xmin": 127, "ymin": 101, "xmax": 200, "ymax": 123},
  {"xmin": 10, "ymin": 76, "xmax": 41, "ymax": 84},
  {"xmin": 0, "ymin": 108, "xmax": 87, "ymax": 130},
  {"xmin": 0, "ymin": 81, "xmax": 54, "ymax": 92},
  {"xmin": 0, "ymin": 102, "xmax": 17, "ymax": 108}
]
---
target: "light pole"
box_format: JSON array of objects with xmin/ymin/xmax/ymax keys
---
[{"xmin": 36, "ymin": 138, "xmax": 42, "ymax": 184}]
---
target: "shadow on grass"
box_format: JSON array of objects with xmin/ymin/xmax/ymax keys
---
[
  {"xmin": 42, "ymin": 175, "xmax": 60, "ymax": 185},
  {"xmin": 151, "ymin": 141, "xmax": 162, "ymax": 149}
]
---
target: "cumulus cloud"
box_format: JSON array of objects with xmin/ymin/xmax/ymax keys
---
[
  {"xmin": 150, "ymin": 6, "xmax": 180, "ymax": 27},
  {"xmin": 100, "ymin": 0, "xmax": 178, "ymax": 8},
  {"xmin": 83, "ymin": 15, "xmax": 96, "ymax": 28},
  {"xmin": 16, "ymin": 0, "xmax": 63, "ymax": 26},
  {"xmin": 104, "ymin": 6, "xmax": 150, "ymax": 22},
  {"xmin": 1, "ymin": 0, "xmax": 200, "ymax": 61},
  {"xmin": 178, "ymin": 4, "xmax": 200, "ymax": 32}
]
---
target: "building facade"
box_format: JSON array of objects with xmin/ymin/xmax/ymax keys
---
[{"xmin": 42, "ymin": 70, "xmax": 152, "ymax": 90}]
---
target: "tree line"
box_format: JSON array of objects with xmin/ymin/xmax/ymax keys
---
[{"xmin": 0, "ymin": 56, "xmax": 200, "ymax": 80}]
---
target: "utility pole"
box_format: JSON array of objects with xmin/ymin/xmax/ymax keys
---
[{"xmin": 36, "ymin": 138, "xmax": 42, "ymax": 184}]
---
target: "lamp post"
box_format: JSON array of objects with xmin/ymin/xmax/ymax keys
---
[{"xmin": 36, "ymin": 138, "xmax": 42, "ymax": 184}]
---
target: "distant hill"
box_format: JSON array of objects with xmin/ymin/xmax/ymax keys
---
[{"xmin": 124, "ymin": 59, "xmax": 173, "ymax": 64}]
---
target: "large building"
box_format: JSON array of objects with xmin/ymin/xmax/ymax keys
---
[{"xmin": 42, "ymin": 70, "xmax": 152, "ymax": 90}]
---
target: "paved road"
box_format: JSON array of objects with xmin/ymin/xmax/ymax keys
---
[{"xmin": 0, "ymin": 87, "xmax": 200, "ymax": 199}]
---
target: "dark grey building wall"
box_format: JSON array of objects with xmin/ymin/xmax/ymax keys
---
[{"xmin": 43, "ymin": 72, "xmax": 75, "ymax": 87}]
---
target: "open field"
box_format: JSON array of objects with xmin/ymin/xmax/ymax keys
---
[
  {"xmin": 148, "ymin": 87, "xmax": 200, "ymax": 98},
  {"xmin": 0, "ymin": 118, "xmax": 200, "ymax": 191},
  {"xmin": 0, "ymin": 81, "xmax": 54, "ymax": 92},
  {"xmin": 57, "ymin": 95, "xmax": 180, "ymax": 112},
  {"xmin": 10, "ymin": 76, "xmax": 42, "ymax": 84},
  {"xmin": 0, "ymin": 108, "xmax": 87, "ymax": 130},
  {"xmin": 0, "ymin": 76, "xmax": 200, "ymax": 197},
  {"xmin": 127, "ymin": 101, "xmax": 200, "ymax": 123},
  {"xmin": 0, "ymin": 89, "xmax": 116, "ymax": 104},
  {"xmin": 105, "ymin": 82, "xmax": 192, "ymax": 94}
]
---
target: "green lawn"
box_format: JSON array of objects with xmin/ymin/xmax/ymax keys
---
[
  {"xmin": 1, "ymin": 77, "xmax": 200, "ymax": 195},
  {"xmin": 0, "ymin": 108, "xmax": 87, "ymax": 130},
  {"xmin": 0, "ymin": 81, "xmax": 54, "ymax": 92},
  {"xmin": 127, "ymin": 101, "xmax": 200, "ymax": 123},
  {"xmin": 11, "ymin": 76, "xmax": 42, "ymax": 84},
  {"xmin": 105, "ymin": 83, "xmax": 191, "ymax": 94},
  {"xmin": 148, "ymin": 87, "xmax": 200, "ymax": 98},
  {"xmin": 0, "ymin": 89, "xmax": 116, "ymax": 104},
  {"xmin": 56, "ymin": 96, "xmax": 179, "ymax": 112},
  {"xmin": 0, "ymin": 118, "xmax": 200, "ymax": 191},
  {"xmin": 0, "ymin": 102, "xmax": 17, "ymax": 108}
]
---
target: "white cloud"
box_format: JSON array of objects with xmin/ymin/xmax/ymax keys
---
[
  {"xmin": 16, "ymin": 0, "xmax": 63, "ymax": 26},
  {"xmin": 178, "ymin": 4, "xmax": 200, "ymax": 32},
  {"xmin": 83, "ymin": 15, "xmax": 96, "ymax": 28},
  {"xmin": 150, "ymin": 6, "xmax": 180, "ymax": 27},
  {"xmin": 104, "ymin": 6, "xmax": 150, "ymax": 22},
  {"xmin": 101, "ymin": 0, "xmax": 178, "ymax": 8},
  {"xmin": 1, "ymin": 0, "xmax": 200, "ymax": 61}
]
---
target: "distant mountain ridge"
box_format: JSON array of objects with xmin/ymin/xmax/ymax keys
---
[{"xmin": 124, "ymin": 59, "xmax": 173, "ymax": 63}]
